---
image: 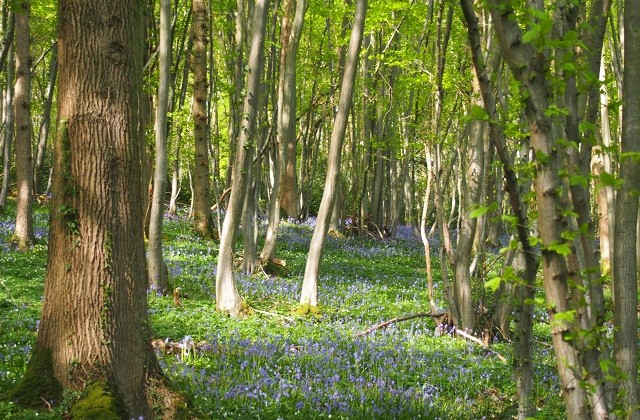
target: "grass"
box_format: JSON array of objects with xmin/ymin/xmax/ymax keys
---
[{"xmin": 0, "ymin": 203, "xmax": 566, "ymax": 419}]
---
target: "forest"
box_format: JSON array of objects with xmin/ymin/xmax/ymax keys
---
[{"xmin": 0, "ymin": 0, "xmax": 638, "ymax": 418}]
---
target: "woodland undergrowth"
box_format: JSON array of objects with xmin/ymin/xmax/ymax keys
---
[{"xmin": 0, "ymin": 202, "xmax": 566, "ymax": 419}]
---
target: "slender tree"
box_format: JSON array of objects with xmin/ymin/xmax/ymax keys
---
[
  {"xmin": 216, "ymin": 0, "xmax": 270, "ymax": 316},
  {"xmin": 612, "ymin": 0, "xmax": 640, "ymax": 413},
  {"xmin": 261, "ymin": 0, "xmax": 308, "ymax": 261},
  {"xmin": 300, "ymin": 0, "xmax": 367, "ymax": 307},
  {"xmin": 148, "ymin": 0, "xmax": 172, "ymax": 293},
  {"xmin": 191, "ymin": 0, "xmax": 214, "ymax": 237},
  {"xmin": 33, "ymin": 46, "xmax": 57, "ymax": 195},
  {"xmin": 0, "ymin": 33, "xmax": 12, "ymax": 211}
]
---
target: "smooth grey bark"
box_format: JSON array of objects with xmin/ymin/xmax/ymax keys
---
[
  {"xmin": 216, "ymin": 0, "xmax": 270, "ymax": 316},
  {"xmin": 33, "ymin": 46, "xmax": 57, "ymax": 195},
  {"xmin": 612, "ymin": 0, "xmax": 640, "ymax": 413},
  {"xmin": 277, "ymin": 0, "xmax": 307, "ymax": 220},
  {"xmin": 261, "ymin": 0, "xmax": 308, "ymax": 261},
  {"xmin": 225, "ymin": 0, "xmax": 245, "ymax": 191},
  {"xmin": 300, "ymin": 0, "xmax": 367, "ymax": 307},
  {"xmin": 12, "ymin": 1, "xmax": 34, "ymax": 249},
  {"xmin": 453, "ymin": 74, "xmax": 484, "ymax": 332},
  {"xmin": 148, "ymin": 0, "xmax": 172, "ymax": 293},
  {"xmin": 168, "ymin": 32, "xmax": 192, "ymax": 216}
]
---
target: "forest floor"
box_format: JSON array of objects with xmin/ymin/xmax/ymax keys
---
[{"xmin": 0, "ymin": 202, "xmax": 566, "ymax": 419}]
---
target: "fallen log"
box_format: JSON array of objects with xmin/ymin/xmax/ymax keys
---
[
  {"xmin": 354, "ymin": 312, "xmax": 508, "ymax": 364},
  {"xmin": 353, "ymin": 312, "xmax": 446, "ymax": 337}
]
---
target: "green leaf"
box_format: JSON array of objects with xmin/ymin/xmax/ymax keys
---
[
  {"xmin": 569, "ymin": 174, "xmax": 588, "ymax": 188},
  {"xmin": 547, "ymin": 241, "xmax": 571, "ymax": 256},
  {"xmin": 470, "ymin": 206, "xmax": 489, "ymax": 218},
  {"xmin": 469, "ymin": 104, "xmax": 488, "ymax": 120},
  {"xmin": 484, "ymin": 277, "xmax": 501, "ymax": 292},
  {"xmin": 522, "ymin": 26, "xmax": 540, "ymax": 43},
  {"xmin": 599, "ymin": 171, "xmax": 623, "ymax": 188},
  {"xmin": 527, "ymin": 236, "xmax": 541, "ymax": 247},
  {"xmin": 553, "ymin": 310, "xmax": 576, "ymax": 322},
  {"xmin": 535, "ymin": 149, "xmax": 550, "ymax": 164}
]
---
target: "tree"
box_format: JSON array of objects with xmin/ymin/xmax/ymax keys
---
[
  {"xmin": 148, "ymin": 0, "xmax": 172, "ymax": 293},
  {"xmin": 612, "ymin": 0, "xmax": 640, "ymax": 413},
  {"xmin": 0, "ymin": 12, "xmax": 13, "ymax": 211},
  {"xmin": 191, "ymin": 0, "xmax": 214, "ymax": 238},
  {"xmin": 260, "ymin": 0, "xmax": 308, "ymax": 261},
  {"xmin": 300, "ymin": 0, "xmax": 367, "ymax": 307},
  {"xmin": 8, "ymin": 1, "xmax": 185, "ymax": 416},
  {"xmin": 216, "ymin": 0, "xmax": 270, "ymax": 316},
  {"xmin": 12, "ymin": 0, "xmax": 34, "ymax": 250}
]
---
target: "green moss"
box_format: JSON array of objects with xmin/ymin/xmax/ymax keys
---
[
  {"xmin": 5, "ymin": 347, "xmax": 63, "ymax": 409},
  {"xmin": 294, "ymin": 304, "xmax": 322, "ymax": 318},
  {"xmin": 69, "ymin": 382, "xmax": 125, "ymax": 420}
]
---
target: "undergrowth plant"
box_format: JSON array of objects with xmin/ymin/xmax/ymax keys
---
[{"xmin": 0, "ymin": 203, "xmax": 566, "ymax": 418}]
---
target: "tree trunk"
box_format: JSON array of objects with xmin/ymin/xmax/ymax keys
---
[
  {"xmin": 486, "ymin": 0, "xmax": 591, "ymax": 416},
  {"xmin": 33, "ymin": 46, "xmax": 57, "ymax": 195},
  {"xmin": 300, "ymin": 0, "xmax": 367, "ymax": 307},
  {"xmin": 0, "ymin": 38, "xmax": 13, "ymax": 211},
  {"xmin": 12, "ymin": 1, "xmax": 34, "ymax": 249},
  {"xmin": 612, "ymin": 0, "xmax": 640, "ymax": 412},
  {"xmin": 191, "ymin": 0, "xmax": 213, "ymax": 237},
  {"xmin": 9, "ymin": 1, "xmax": 182, "ymax": 416},
  {"xmin": 261, "ymin": 0, "xmax": 307, "ymax": 260},
  {"xmin": 278, "ymin": 0, "xmax": 307, "ymax": 220},
  {"xmin": 216, "ymin": 0, "xmax": 270, "ymax": 316},
  {"xmin": 148, "ymin": 0, "xmax": 172, "ymax": 293},
  {"xmin": 225, "ymin": 0, "xmax": 245, "ymax": 191}
]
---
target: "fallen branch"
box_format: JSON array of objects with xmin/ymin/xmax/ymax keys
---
[
  {"xmin": 354, "ymin": 312, "xmax": 508, "ymax": 364},
  {"xmin": 454, "ymin": 329, "xmax": 508, "ymax": 364},
  {"xmin": 253, "ymin": 308, "xmax": 295, "ymax": 323},
  {"xmin": 353, "ymin": 312, "xmax": 446, "ymax": 337}
]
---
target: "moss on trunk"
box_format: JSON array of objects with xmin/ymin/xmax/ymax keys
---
[{"xmin": 5, "ymin": 347, "xmax": 62, "ymax": 409}]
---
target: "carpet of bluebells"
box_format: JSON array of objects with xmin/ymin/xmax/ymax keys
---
[{"xmin": 0, "ymin": 204, "xmax": 566, "ymax": 419}]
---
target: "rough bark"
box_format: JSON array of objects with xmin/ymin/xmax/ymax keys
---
[
  {"xmin": 12, "ymin": 0, "xmax": 34, "ymax": 249},
  {"xmin": 300, "ymin": 0, "xmax": 367, "ymax": 307},
  {"xmin": 10, "ymin": 1, "xmax": 182, "ymax": 417},
  {"xmin": 191, "ymin": 0, "xmax": 214, "ymax": 237}
]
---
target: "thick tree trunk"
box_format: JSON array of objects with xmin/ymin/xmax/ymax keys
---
[
  {"xmin": 10, "ymin": 1, "xmax": 181, "ymax": 417},
  {"xmin": 12, "ymin": 1, "xmax": 34, "ymax": 249},
  {"xmin": 216, "ymin": 0, "xmax": 270, "ymax": 316},
  {"xmin": 300, "ymin": 0, "xmax": 367, "ymax": 307},
  {"xmin": 191, "ymin": 0, "xmax": 214, "ymax": 237},
  {"xmin": 148, "ymin": 0, "xmax": 172, "ymax": 293}
]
